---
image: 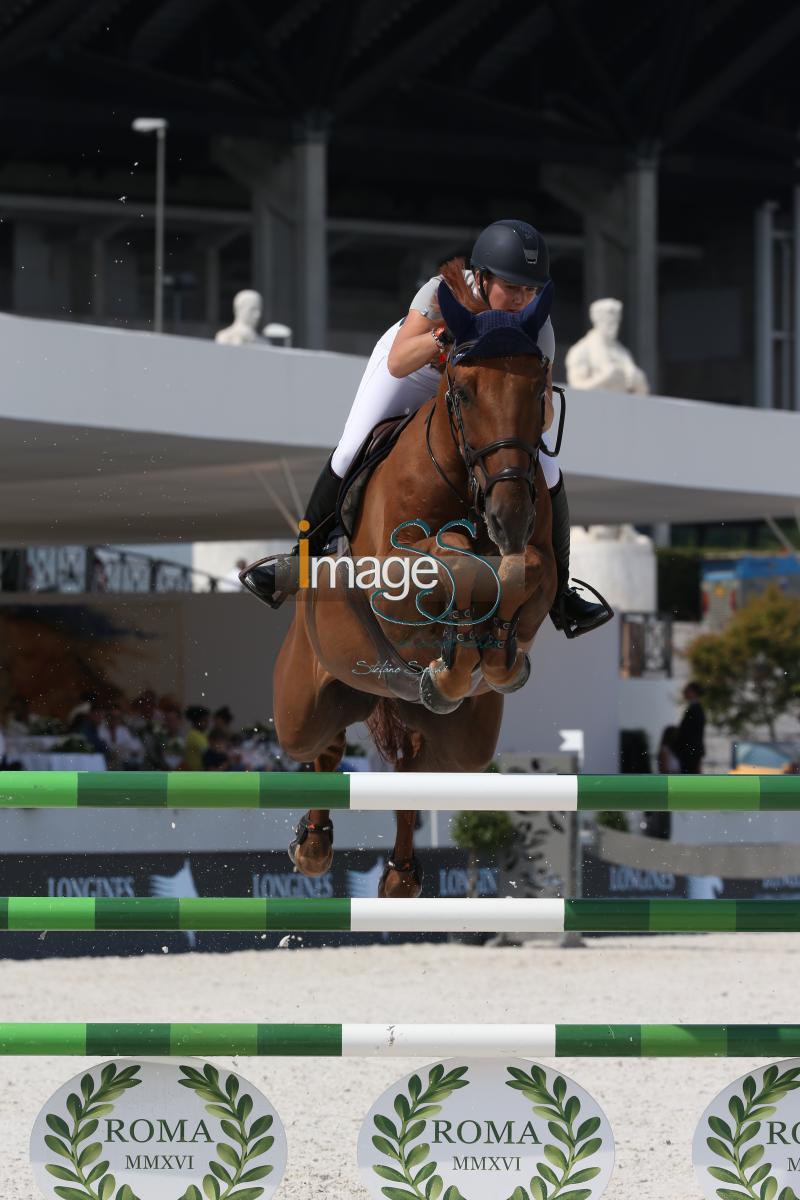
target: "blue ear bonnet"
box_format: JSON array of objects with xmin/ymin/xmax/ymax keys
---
[{"xmin": 437, "ymin": 279, "xmax": 554, "ymax": 364}]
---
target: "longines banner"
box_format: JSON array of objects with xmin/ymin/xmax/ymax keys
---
[
  {"xmin": 694, "ymin": 1060, "xmax": 800, "ymax": 1200},
  {"xmin": 358, "ymin": 1059, "xmax": 614, "ymax": 1200},
  {"xmin": 30, "ymin": 1057, "xmax": 287, "ymax": 1200},
  {"xmin": 582, "ymin": 851, "xmax": 800, "ymax": 903}
]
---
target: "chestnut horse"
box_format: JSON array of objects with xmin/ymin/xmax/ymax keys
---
[{"xmin": 273, "ymin": 282, "xmax": 559, "ymax": 897}]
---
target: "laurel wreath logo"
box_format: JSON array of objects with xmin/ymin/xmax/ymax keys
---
[
  {"xmin": 176, "ymin": 1063, "xmax": 275, "ymax": 1200},
  {"xmin": 44, "ymin": 1061, "xmax": 143, "ymax": 1200},
  {"xmin": 369, "ymin": 1062, "xmax": 605, "ymax": 1200},
  {"xmin": 705, "ymin": 1063, "xmax": 800, "ymax": 1200},
  {"xmin": 370, "ymin": 1063, "xmax": 471, "ymax": 1200},
  {"xmin": 504, "ymin": 1064, "xmax": 604, "ymax": 1200},
  {"xmin": 42, "ymin": 1061, "xmax": 275, "ymax": 1200}
]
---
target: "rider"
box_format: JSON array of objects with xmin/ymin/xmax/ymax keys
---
[{"xmin": 242, "ymin": 219, "xmax": 611, "ymax": 638}]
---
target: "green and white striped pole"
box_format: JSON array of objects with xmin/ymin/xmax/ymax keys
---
[
  {"xmin": 0, "ymin": 1023, "xmax": 798, "ymax": 1057},
  {"xmin": 0, "ymin": 771, "xmax": 797, "ymax": 810},
  {"xmin": 2, "ymin": 896, "xmax": 800, "ymax": 932}
]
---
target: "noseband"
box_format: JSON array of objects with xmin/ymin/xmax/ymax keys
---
[{"xmin": 430, "ymin": 344, "xmax": 566, "ymax": 520}]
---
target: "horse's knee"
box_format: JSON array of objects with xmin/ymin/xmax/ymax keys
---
[
  {"xmin": 434, "ymin": 735, "xmax": 496, "ymax": 773},
  {"xmin": 456, "ymin": 744, "xmax": 496, "ymax": 772},
  {"xmin": 274, "ymin": 719, "xmax": 320, "ymax": 764},
  {"xmin": 450, "ymin": 699, "xmax": 502, "ymax": 772}
]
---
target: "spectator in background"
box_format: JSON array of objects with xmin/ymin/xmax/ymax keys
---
[
  {"xmin": 156, "ymin": 705, "xmax": 185, "ymax": 770},
  {"xmin": 129, "ymin": 690, "xmax": 161, "ymax": 732},
  {"xmin": 5, "ymin": 695, "xmax": 33, "ymax": 735},
  {"xmin": 642, "ymin": 724, "xmax": 682, "ymax": 840},
  {"xmin": 677, "ymin": 682, "xmax": 706, "ymax": 774},
  {"xmin": 72, "ymin": 702, "xmax": 111, "ymax": 757},
  {"xmin": 105, "ymin": 703, "xmax": 145, "ymax": 769},
  {"xmin": 212, "ymin": 706, "xmax": 233, "ymax": 737},
  {"xmin": 657, "ymin": 725, "xmax": 681, "ymax": 775},
  {"xmin": 68, "ymin": 690, "xmax": 97, "ymax": 728},
  {"xmin": 0, "ymin": 726, "xmax": 22, "ymax": 770},
  {"xmin": 202, "ymin": 729, "xmax": 232, "ymax": 771},
  {"xmin": 129, "ymin": 690, "xmax": 162, "ymax": 767},
  {"xmin": 183, "ymin": 706, "xmax": 210, "ymax": 770}
]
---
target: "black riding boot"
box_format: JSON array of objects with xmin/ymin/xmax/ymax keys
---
[
  {"xmin": 240, "ymin": 455, "xmax": 342, "ymax": 609},
  {"xmin": 549, "ymin": 476, "xmax": 614, "ymax": 638}
]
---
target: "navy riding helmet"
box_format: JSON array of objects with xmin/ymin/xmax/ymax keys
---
[{"xmin": 471, "ymin": 219, "xmax": 550, "ymax": 289}]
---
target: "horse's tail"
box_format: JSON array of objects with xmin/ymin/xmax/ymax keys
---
[{"xmin": 366, "ymin": 699, "xmax": 420, "ymax": 768}]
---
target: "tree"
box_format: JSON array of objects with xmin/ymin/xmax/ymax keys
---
[
  {"xmin": 686, "ymin": 585, "xmax": 800, "ymax": 741},
  {"xmin": 451, "ymin": 808, "xmax": 515, "ymax": 898}
]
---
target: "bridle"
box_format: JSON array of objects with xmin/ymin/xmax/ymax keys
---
[{"xmin": 425, "ymin": 343, "xmax": 566, "ymax": 522}]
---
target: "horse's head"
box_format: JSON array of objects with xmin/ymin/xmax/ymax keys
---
[{"xmin": 438, "ymin": 280, "xmax": 555, "ymax": 555}]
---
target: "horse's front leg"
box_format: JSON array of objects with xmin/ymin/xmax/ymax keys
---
[
  {"xmin": 289, "ymin": 731, "xmax": 346, "ymax": 877},
  {"xmin": 413, "ymin": 532, "xmax": 482, "ymax": 714},
  {"xmin": 479, "ymin": 547, "xmax": 546, "ymax": 693}
]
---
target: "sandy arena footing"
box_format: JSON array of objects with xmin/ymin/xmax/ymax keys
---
[{"xmin": 1, "ymin": 932, "xmax": 796, "ymax": 1199}]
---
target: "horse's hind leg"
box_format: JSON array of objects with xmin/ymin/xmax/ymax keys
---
[
  {"xmin": 378, "ymin": 737, "xmax": 424, "ymax": 899},
  {"xmin": 378, "ymin": 693, "xmax": 504, "ymax": 898}
]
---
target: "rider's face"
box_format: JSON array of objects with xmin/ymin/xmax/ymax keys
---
[{"xmin": 484, "ymin": 273, "xmax": 538, "ymax": 312}]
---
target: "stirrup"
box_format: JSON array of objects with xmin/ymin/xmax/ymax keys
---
[
  {"xmin": 551, "ymin": 577, "xmax": 614, "ymax": 640},
  {"xmin": 239, "ymin": 552, "xmax": 298, "ymax": 610},
  {"xmin": 288, "ymin": 813, "xmax": 334, "ymax": 867}
]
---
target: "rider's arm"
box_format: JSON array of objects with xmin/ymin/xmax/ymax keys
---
[{"xmin": 386, "ymin": 308, "xmax": 443, "ymax": 378}]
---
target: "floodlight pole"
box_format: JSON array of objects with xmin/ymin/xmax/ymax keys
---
[
  {"xmin": 154, "ymin": 124, "xmax": 166, "ymax": 334},
  {"xmin": 132, "ymin": 117, "xmax": 168, "ymax": 333}
]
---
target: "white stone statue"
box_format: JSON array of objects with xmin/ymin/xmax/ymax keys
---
[
  {"xmin": 565, "ymin": 298, "xmax": 649, "ymax": 394},
  {"xmin": 570, "ymin": 523, "xmax": 656, "ymax": 612},
  {"xmin": 214, "ymin": 290, "xmax": 267, "ymax": 346},
  {"xmin": 263, "ymin": 321, "xmax": 293, "ymax": 347}
]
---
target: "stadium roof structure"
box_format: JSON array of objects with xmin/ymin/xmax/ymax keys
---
[
  {"xmin": 2, "ymin": 0, "xmax": 800, "ymax": 403},
  {"xmin": 2, "ymin": 0, "xmax": 799, "ymax": 190}
]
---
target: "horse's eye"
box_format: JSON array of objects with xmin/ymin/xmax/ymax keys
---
[{"xmin": 455, "ymin": 387, "xmax": 471, "ymax": 406}]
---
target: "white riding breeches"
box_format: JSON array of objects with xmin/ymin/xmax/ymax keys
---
[{"xmin": 331, "ymin": 318, "xmax": 561, "ymax": 490}]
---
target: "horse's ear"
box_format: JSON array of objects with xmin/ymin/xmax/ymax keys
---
[
  {"xmin": 519, "ymin": 280, "xmax": 555, "ymax": 342},
  {"xmin": 437, "ymin": 281, "xmax": 476, "ymax": 345}
]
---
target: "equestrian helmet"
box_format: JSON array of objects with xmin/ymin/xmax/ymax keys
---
[{"xmin": 471, "ymin": 219, "xmax": 550, "ymax": 288}]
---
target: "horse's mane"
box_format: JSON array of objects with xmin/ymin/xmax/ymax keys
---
[{"xmin": 439, "ymin": 257, "xmax": 488, "ymax": 315}]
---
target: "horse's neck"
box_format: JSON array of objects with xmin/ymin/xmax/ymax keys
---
[
  {"xmin": 354, "ymin": 391, "xmax": 468, "ymax": 553},
  {"xmin": 404, "ymin": 391, "xmax": 468, "ymax": 517}
]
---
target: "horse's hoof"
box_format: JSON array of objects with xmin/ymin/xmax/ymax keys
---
[
  {"xmin": 419, "ymin": 666, "xmax": 463, "ymax": 714},
  {"xmin": 378, "ymin": 856, "xmax": 424, "ymax": 899},
  {"xmin": 288, "ymin": 812, "xmax": 334, "ymax": 877},
  {"xmin": 485, "ymin": 652, "xmax": 531, "ymax": 694}
]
